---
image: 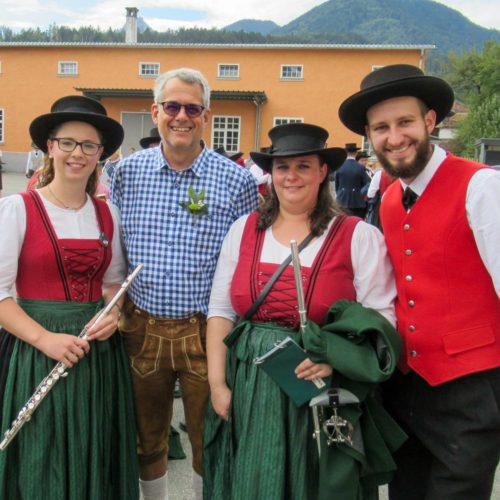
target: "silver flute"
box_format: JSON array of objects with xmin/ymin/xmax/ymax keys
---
[
  {"xmin": 0, "ymin": 264, "xmax": 144, "ymax": 451},
  {"xmin": 290, "ymin": 240, "xmax": 325, "ymax": 390}
]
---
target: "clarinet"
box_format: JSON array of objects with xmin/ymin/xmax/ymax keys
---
[
  {"xmin": 0, "ymin": 264, "xmax": 144, "ymax": 451},
  {"xmin": 290, "ymin": 241, "xmax": 325, "ymax": 390}
]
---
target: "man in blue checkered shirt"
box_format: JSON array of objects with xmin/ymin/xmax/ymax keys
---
[{"xmin": 111, "ymin": 67, "xmax": 258, "ymax": 500}]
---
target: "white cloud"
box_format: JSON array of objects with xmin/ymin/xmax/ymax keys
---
[
  {"xmin": 0, "ymin": 0, "xmax": 498, "ymax": 31},
  {"xmin": 434, "ymin": 0, "xmax": 500, "ymax": 30}
]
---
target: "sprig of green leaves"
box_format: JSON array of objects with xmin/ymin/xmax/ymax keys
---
[{"xmin": 179, "ymin": 186, "xmax": 208, "ymax": 226}]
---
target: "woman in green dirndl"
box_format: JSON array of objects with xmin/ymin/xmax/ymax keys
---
[
  {"xmin": 0, "ymin": 96, "xmax": 139, "ymax": 499},
  {"xmin": 204, "ymin": 123, "xmax": 405, "ymax": 499}
]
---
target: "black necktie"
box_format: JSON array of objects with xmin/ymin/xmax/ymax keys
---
[{"xmin": 402, "ymin": 187, "xmax": 419, "ymax": 211}]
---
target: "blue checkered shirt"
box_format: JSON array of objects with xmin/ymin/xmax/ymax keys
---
[{"xmin": 111, "ymin": 146, "xmax": 258, "ymax": 318}]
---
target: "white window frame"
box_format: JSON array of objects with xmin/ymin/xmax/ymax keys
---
[
  {"xmin": 58, "ymin": 61, "xmax": 78, "ymax": 76},
  {"xmin": 217, "ymin": 64, "xmax": 240, "ymax": 79},
  {"xmin": 273, "ymin": 117, "xmax": 304, "ymax": 126},
  {"xmin": 211, "ymin": 115, "xmax": 241, "ymax": 153},
  {"xmin": 139, "ymin": 62, "xmax": 160, "ymax": 77},
  {"xmin": 0, "ymin": 108, "xmax": 4, "ymax": 143},
  {"xmin": 280, "ymin": 64, "xmax": 303, "ymax": 80}
]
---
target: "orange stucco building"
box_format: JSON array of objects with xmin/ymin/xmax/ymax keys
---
[{"xmin": 0, "ymin": 39, "xmax": 432, "ymax": 169}]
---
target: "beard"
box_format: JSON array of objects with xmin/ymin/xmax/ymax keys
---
[{"xmin": 375, "ymin": 132, "xmax": 433, "ymax": 180}]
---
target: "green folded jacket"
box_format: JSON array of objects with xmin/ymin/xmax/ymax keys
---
[{"xmin": 254, "ymin": 336, "xmax": 331, "ymax": 406}]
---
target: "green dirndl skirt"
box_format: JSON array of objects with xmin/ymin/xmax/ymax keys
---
[
  {"xmin": 0, "ymin": 299, "xmax": 139, "ymax": 500},
  {"xmin": 203, "ymin": 321, "xmax": 319, "ymax": 500}
]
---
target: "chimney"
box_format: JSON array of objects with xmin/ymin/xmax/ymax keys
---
[{"xmin": 125, "ymin": 7, "xmax": 138, "ymax": 44}]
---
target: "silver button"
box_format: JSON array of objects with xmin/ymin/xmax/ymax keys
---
[
  {"xmin": 405, "ymin": 275, "xmax": 413, "ymax": 282},
  {"xmin": 404, "ymin": 224, "xmax": 411, "ymax": 231},
  {"xmin": 410, "ymin": 350, "xmax": 417, "ymax": 358},
  {"xmin": 409, "ymin": 325, "xmax": 415, "ymax": 332},
  {"xmin": 405, "ymin": 249, "xmax": 412, "ymax": 256},
  {"xmin": 409, "ymin": 300, "xmax": 415, "ymax": 307}
]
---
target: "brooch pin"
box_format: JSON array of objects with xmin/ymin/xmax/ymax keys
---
[{"xmin": 99, "ymin": 232, "xmax": 109, "ymax": 247}]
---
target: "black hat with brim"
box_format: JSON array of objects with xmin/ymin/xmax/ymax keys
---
[
  {"xmin": 140, "ymin": 127, "xmax": 161, "ymax": 149},
  {"xmin": 250, "ymin": 123, "xmax": 346, "ymax": 173},
  {"xmin": 339, "ymin": 64, "xmax": 454, "ymax": 136},
  {"xmin": 356, "ymin": 150, "xmax": 370, "ymax": 159},
  {"xmin": 345, "ymin": 143, "xmax": 361, "ymax": 152},
  {"xmin": 29, "ymin": 95, "xmax": 124, "ymax": 160},
  {"xmin": 214, "ymin": 146, "xmax": 244, "ymax": 162}
]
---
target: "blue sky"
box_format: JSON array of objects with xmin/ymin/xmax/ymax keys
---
[{"xmin": 1, "ymin": 0, "xmax": 499, "ymax": 32}]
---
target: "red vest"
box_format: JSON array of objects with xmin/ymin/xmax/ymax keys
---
[
  {"xmin": 231, "ymin": 212, "xmax": 358, "ymax": 328},
  {"xmin": 381, "ymin": 154, "xmax": 500, "ymax": 386},
  {"xmin": 16, "ymin": 191, "xmax": 114, "ymax": 303}
]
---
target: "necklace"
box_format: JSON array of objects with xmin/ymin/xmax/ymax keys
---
[{"xmin": 47, "ymin": 185, "xmax": 86, "ymax": 211}]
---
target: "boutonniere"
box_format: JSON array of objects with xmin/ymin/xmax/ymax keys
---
[{"xmin": 179, "ymin": 186, "xmax": 208, "ymax": 227}]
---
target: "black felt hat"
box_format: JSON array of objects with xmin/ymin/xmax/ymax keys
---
[
  {"xmin": 345, "ymin": 143, "xmax": 361, "ymax": 152},
  {"xmin": 356, "ymin": 150, "xmax": 370, "ymax": 160},
  {"xmin": 140, "ymin": 127, "xmax": 161, "ymax": 149},
  {"xmin": 29, "ymin": 95, "xmax": 124, "ymax": 160},
  {"xmin": 214, "ymin": 146, "xmax": 244, "ymax": 162},
  {"xmin": 339, "ymin": 64, "xmax": 454, "ymax": 136},
  {"xmin": 250, "ymin": 123, "xmax": 346, "ymax": 173}
]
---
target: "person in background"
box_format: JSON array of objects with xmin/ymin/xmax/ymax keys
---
[
  {"xmin": 356, "ymin": 150, "xmax": 374, "ymax": 178},
  {"xmin": 140, "ymin": 127, "xmax": 161, "ymax": 150},
  {"xmin": 0, "ymin": 95, "xmax": 139, "ymax": 498},
  {"xmin": 214, "ymin": 146, "xmax": 244, "ymax": 165},
  {"xmin": 339, "ymin": 63, "xmax": 500, "ymax": 500},
  {"xmin": 365, "ymin": 166, "xmax": 396, "ymax": 230},
  {"xmin": 25, "ymin": 143, "xmax": 44, "ymax": 179},
  {"xmin": 101, "ymin": 150, "xmax": 122, "ymax": 187},
  {"xmin": 111, "ymin": 67, "xmax": 258, "ymax": 500},
  {"xmin": 95, "ymin": 162, "xmax": 111, "ymax": 201},
  {"xmin": 334, "ymin": 143, "xmax": 371, "ymax": 218},
  {"xmin": 204, "ymin": 123, "xmax": 404, "ymax": 500}
]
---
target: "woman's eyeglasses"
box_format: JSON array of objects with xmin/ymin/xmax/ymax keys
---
[
  {"xmin": 51, "ymin": 138, "xmax": 102, "ymax": 156},
  {"xmin": 160, "ymin": 101, "xmax": 205, "ymax": 118}
]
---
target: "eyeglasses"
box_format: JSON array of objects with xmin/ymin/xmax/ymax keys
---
[
  {"xmin": 159, "ymin": 101, "xmax": 205, "ymax": 118},
  {"xmin": 51, "ymin": 138, "xmax": 103, "ymax": 156}
]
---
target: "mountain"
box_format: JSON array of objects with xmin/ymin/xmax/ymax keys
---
[
  {"xmin": 223, "ymin": 19, "xmax": 280, "ymax": 35},
  {"xmin": 227, "ymin": 0, "xmax": 500, "ymax": 56},
  {"xmin": 121, "ymin": 16, "xmax": 152, "ymax": 34}
]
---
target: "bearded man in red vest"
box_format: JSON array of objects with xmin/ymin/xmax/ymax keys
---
[{"xmin": 339, "ymin": 64, "xmax": 500, "ymax": 500}]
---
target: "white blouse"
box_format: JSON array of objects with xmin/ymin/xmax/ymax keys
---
[
  {"xmin": 0, "ymin": 191, "xmax": 126, "ymax": 302},
  {"xmin": 208, "ymin": 215, "xmax": 397, "ymax": 326}
]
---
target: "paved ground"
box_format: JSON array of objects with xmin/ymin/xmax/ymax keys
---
[{"xmin": 1, "ymin": 172, "xmax": 498, "ymax": 499}]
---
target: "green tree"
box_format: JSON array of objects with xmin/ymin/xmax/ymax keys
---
[
  {"xmin": 452, "ymin": 94, "xmax": 500, "ymax": 157},
  {"xmin": 445, "ymin": 40, "xmax": 500, "ymax": 156}
]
